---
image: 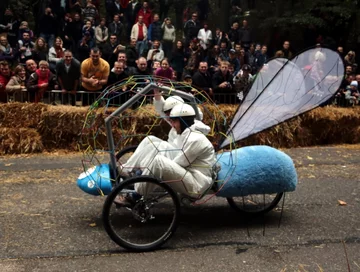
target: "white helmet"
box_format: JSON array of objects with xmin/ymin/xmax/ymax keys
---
[
  {"xmin": 170, "ymin": 104, "xmax": 196, "ymax": 117},
  {"xmin": 163, "ymin": 96, "xmax": 184, "ymax": 112}
]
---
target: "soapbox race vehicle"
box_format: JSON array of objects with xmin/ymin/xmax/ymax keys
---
[{"xmin": 77, "ymin": 48, "xmax": 344, "ymax": 252}]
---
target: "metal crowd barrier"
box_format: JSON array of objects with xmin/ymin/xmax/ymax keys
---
[
  {"xmin": 6, "ymin": 90, "xmax": 103, "ymax": 106},
  {"xmin": 7, "ymin": 90, "xmax": 354, "ymax": 107},
  {"xmin": 6, "ymin": 90, "xmax": 243, "ymax": 106}
]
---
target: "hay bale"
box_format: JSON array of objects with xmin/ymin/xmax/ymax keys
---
[
  {"xmin": 0, "ymin": 127, "xmax": 43, "ymax": 155},
  {"xmin": 3, "ymin": 102, "xmax": 360, "ymax": 154},
  {"xmin": 301, "ymin": 107, "xmax": 360, "ymax": 145},
  {"xmin": 38, "ymin": 105, "xmax": 88, "ymax": 149},
  {"xmin": 0, "ymin": 102, "xmax": 49, "ymax": 128}
]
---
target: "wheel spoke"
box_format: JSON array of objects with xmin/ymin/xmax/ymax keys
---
[
  {"xmin": 227, "ymin": 193, "xmax": 283, "ymax": 215},
  {"xmin": 103, "ymin": 177, "xmax": 180, "ymax": 251}
]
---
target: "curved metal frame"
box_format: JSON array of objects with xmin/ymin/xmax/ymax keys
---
[{"xmin": 104, "ymin": 83, "xmax": 201, "ymax": 179}]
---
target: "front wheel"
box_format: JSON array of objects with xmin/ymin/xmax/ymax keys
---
[
  {"xmin": 102, "ymin": 176, "xmax": 180, "ymax": 252},
  {"xmin": 227, "ymin": 193, "xmax": 284, "ymax": 216}
]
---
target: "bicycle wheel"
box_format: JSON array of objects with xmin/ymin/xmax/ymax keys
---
[
  {"xmin": 116, "ymin": 145, "xmax": 138, "ymax": 164},
  {"xmin": 102, "ymin": 176, "xmax": 180, "ymax": 252},
  {"xmin": 227, "ymin": 193, "xmax": 283, "ymax": 216}
]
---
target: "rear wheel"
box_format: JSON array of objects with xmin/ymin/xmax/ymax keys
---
[
  {"xmin": 102, "ymin": 176, "xmax": 180, "ymax": 252},
  {"xmin": 227, "ymin": 193, "xmax": 283, "ymax": 216}
]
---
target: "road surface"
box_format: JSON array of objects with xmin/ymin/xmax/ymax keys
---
[{"xmin": 0, "ymin": 146, "xmax": 359, "ymax": 271}]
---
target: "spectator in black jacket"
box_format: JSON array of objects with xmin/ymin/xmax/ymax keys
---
[
  {"xmin": 25, "ymin": 59, "xmax": 37, "ymax": 83},
  {"xmin": 70, "ymin": 13, "xmax": 84, "ymax": 53},
  {"xmin": 108, "ymin": 15, "xmax": 124, "ymax": 43},
  {"xmin": 107, "ymin": 0, "xmax": 126, "ymax": 24},
  {"xmin": 116, "ymin": 52, "xmax": 136, "ymax": 75},
  {"xmin": 184, "ymin": 12, "xmax": 200, "ymax": 46},
  {"xmin": 212, "ymin": 61, "xmax": 234, "ymax": 104},
  {"xmin": 107, "ymin": 63, "xmax": 129, "ymax": 103},
  {"xmin": 148, "ymin": 14, "xmax": 163, "ymax": 46},
  {"xmin": 56, "ymin": 50, "xmax": 81, "ymax": 105},
  {"xmin": 32, "ymin": 37, "xmax": 48, "ymax": 64},
  {"xmin": 59, "ymin": 13, "xmax": 74, "ymax": 50},
  {"xmin": 0, "ymin": 8, "xmax": 19, "ymax": 47},
  {"xmin": 125, "ymin": 38, "xmax": 139, "ymax": 68},
  {"xmin": 125, "ymin": 0, "xmax": 141, "ymax": 40},
  {"xmin": 108, "ymin": 61, "xmax": 128, "ymax": 83},
  {"xmin": 102, "ymin": 35, "xmax": 123, "ymax": 65},
  {"xmin": 17, "ymin": 32, "xmax": 35, "ymax": 64},
  {"xmin": 131, "ymin": 57, "xmax": 151, "ymax": 76},
  {"xmin": 39, "ymin": 7, "xmax": 58, "ymax": 48},
  {"xmin": 192, "ymin": 61, "xmax": 213, "ymax": 100},
  {"xmin": 255, "ymin": 45, "xmax": 268, "ymax": 72},
  {"xmin": 239, "ymin": 20, "xmax": 252, "ymax": 51},
  {"xmin": 228, "ymin": 22, "xmax": 241, "ymax": 46},
  {"xmin": 77, "ymin": 33, "xmax": 92, "ymax": 62}
]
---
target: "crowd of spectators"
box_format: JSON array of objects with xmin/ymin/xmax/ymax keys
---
[{"xmin": 0, "ymin": 0, "xmax": 358, "ymax": 106}]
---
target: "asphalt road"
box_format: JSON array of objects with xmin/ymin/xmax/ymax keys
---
[{"xmin": 0, "ymin": 146, "xmax": 359, "ymax": 272}]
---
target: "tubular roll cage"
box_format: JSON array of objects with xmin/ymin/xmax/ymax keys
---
[{"xmin": 104, "ymin": 83, "xmax": 201, "ymax": 179}]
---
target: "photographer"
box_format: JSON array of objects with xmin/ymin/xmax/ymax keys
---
[
  {"xmin": 38, "ymin": 8, "xmax": 58, "ymax": 48},
  {"xmin": 146, "ymin": 40, "xmax": 164, "ymax": 66},
  {"xmin": 212, "ymin": 61, "xmax": 234, "ymax": 104}
]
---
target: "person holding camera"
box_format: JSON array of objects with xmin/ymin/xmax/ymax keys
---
[
  {"xmin": 146, "ymin": 40, "xmax": 164, "ymax": 66},
  {"xmin": 212, "ymin": 61, "xmax": 234, "ymax": 104},
  {"xmin": 38, "ymin": 8, "xmax": 58, "ymax": 48}
]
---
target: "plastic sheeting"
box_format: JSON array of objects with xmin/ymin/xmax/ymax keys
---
[{"xmin": 221, "ymin": 48, "xmax": 345, "ymax": 148}]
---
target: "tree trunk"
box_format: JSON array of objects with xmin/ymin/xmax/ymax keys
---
[
  {"xmin": 218, "ymin": 0, "xmax": 231, "ymax": 31},
  {"xmin": 275, "ymin": 0, "xmax": 285, "ymax": 17}
]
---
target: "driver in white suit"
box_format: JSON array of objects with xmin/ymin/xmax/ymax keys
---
[
  {"xmin": 118, "ymin": 90, "xmax": 210, "ymax": 176},
  {"xmin": 116, "ymin": 104, "xmax": 216, "ymax": 205}
]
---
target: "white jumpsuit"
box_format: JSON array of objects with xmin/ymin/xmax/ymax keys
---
[
  {"xmin": 135, "ymin": 123, "xmax": 216, "ymax": 198},
  {"xmin": 120, "ymin": 97, "xmax": 210, "ymax": 173}
]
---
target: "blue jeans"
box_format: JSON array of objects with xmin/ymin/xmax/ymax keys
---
[
  {"xmin": 136, "ymin": 40, "xmax": 147, "ymax": 56},
  {"xmin": 40, "ymin": 33, "xmax": 55, "ymax": 48}
]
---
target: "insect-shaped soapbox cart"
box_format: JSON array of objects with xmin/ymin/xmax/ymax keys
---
[{"xmin": 77, "ymin": 48, "xmax": 344, "ymax": 252}]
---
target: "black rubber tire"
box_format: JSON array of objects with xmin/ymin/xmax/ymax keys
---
[
  {"xmin": 102, "ymin": 176, "xmax": 180, "ymax": 252},
  {"xmin": 227, "ymin": 192, "xmax": 284, "ymax": 216},
  {"xmin": 116, "ymin": 145, "xmax": 138, "ymax": 162}
]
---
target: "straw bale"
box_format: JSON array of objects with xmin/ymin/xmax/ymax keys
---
[
  {"xmin": 38, "ymin": 105, "xmax": 88, "ymax": 149},
  {"xmin": 0, "ymin": 127, "xmax": 43, "ymax": 155},
  {"xmin": 351, "ymin": 126, "xmax": 360, "ymax": 143},
  {"xmin": 3, "ymin": 102, "xmax": 360, "ymax": 154},
  {"xmin": 301, "ymin": 107, "xmax": 360, "ymax": 145},
  {"xmin": 0, "ymin": 102, "xmax": 49, "ymax": 128}
]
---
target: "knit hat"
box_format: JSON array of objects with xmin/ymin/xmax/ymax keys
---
[{"xmin": 350, "ymin": 81, "xmax": 358, "ymax": 87}]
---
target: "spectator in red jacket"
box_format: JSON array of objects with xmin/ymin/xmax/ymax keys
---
[
  {"xmin": 27, "ymin": 60, "xmax": 58, "ymax": 103},
  {"xmin": 136, "ymin": 1, "xmax": 152, "ymax": 27},
  {"xmin": 0, "ymin": 61, "xmax": 12, "ymax": 102}
]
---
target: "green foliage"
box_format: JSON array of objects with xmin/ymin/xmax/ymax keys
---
[
  {"xmin": 258, "ymin": 0, "xmax": 356, "ymax": 31},
  {"xmin": 8, "ymin": 0, "xmax": 34, "ymax": 17}
]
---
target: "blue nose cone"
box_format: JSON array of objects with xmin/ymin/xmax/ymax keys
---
[{"xmin": 77, "ymin": 164, "xmax": 113, "ymax": 196}]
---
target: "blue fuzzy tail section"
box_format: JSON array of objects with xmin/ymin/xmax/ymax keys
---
[{"xmin": 216, "ymin": 146, "xmax": 297, "ymax": 197}]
